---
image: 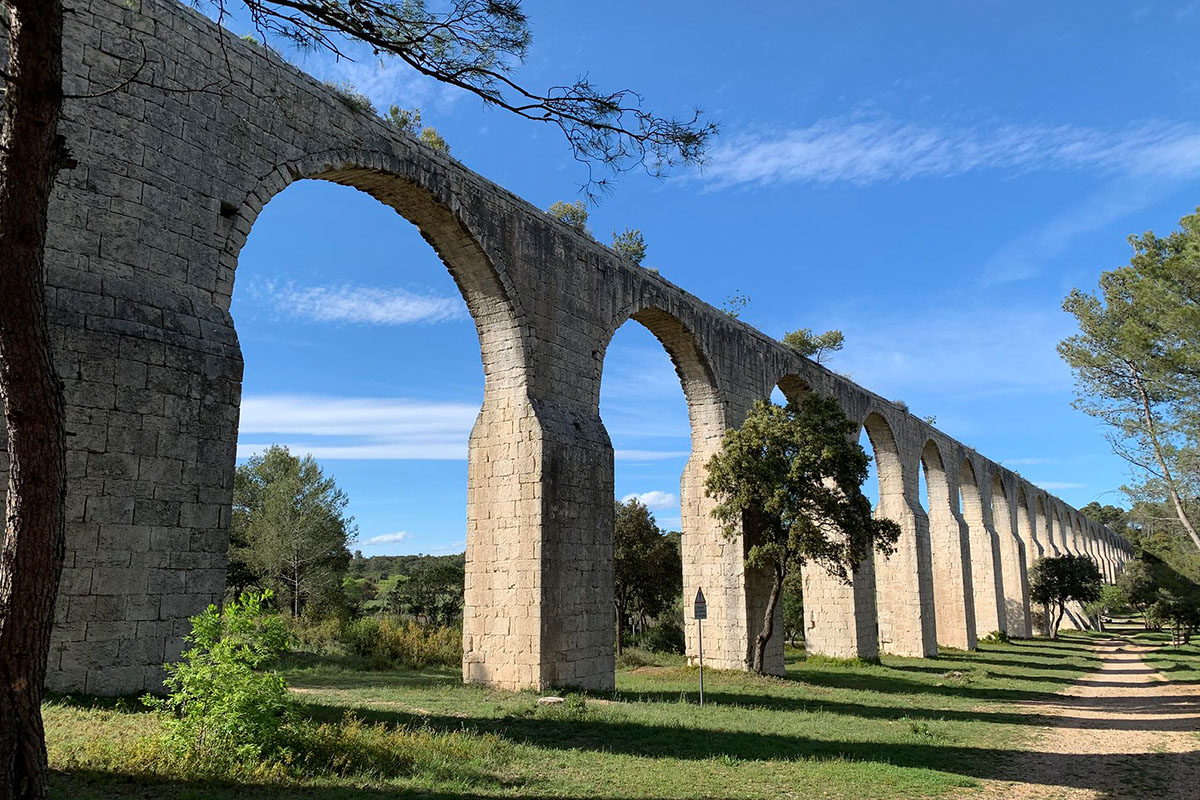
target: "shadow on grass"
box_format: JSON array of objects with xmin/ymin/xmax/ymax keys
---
[{"xmin": 53, "ymin": 705, "xmax": 1198, "ymax": 800}]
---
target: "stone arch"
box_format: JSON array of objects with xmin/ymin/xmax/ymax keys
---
[
  {"xmin": 991, "ymin": 474, "xmax": 1030, "ymax": 637},
  {"xmin": 865, "ymin": 412, "xmax": 936, "ymax": 656},
  {"xmin": 220, "ymin": 156, "xmax": 529, "ymax": 395},
  {"xmin": 598, "ymin": 303, "xmax": 740, "ymax": 668},
  {"xmin": 960, "ymin": 458, "xmax": 1004, "ymax": 635},
  {"xmin": 219, "ymin": 156, "xmax": 545, "ymax": 688},
  {"xmin": 922, "ymin": 440, "xmax": 975, "ymax": 649}
]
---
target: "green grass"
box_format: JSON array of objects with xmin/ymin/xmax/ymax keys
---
[{"xmin": 45, "ymin": 634, "xmax": 1108, "ymax": 800}]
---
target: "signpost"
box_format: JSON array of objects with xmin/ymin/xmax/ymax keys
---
[{"xmin": 693, "ymin": 588, "xmax": 707, "ymax": 707}]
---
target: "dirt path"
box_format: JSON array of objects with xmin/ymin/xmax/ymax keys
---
[{"xmin": 963, "ymin": 637, "xmax": 1200, "ymax": 799}]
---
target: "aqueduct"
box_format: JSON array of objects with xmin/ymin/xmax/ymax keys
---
[{"xmin": 1, "ymin": 0, "xmax": 1133, "ymax": 694}]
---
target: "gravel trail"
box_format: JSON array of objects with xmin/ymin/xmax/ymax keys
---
[{"xmin": 962, "ymin": 637, "xmax": 1200, "ymax": 799}]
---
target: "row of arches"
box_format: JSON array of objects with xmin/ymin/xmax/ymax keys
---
[{"xmin": 41, "ymin": 2, "xmax": 1136, "ymax": 696}]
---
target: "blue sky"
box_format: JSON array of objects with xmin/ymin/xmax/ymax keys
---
[{"xmin": 225, "ymin": 2, "xmax": 1200, "ymax": 555}]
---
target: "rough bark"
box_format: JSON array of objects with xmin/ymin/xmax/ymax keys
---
[
  {"xmin": 752, "ymin": 565, "xmax": 783, "ymax": 674},
  {"xmin": 0, "ymin": 2, "xmax": 67, "ymax": 799}
]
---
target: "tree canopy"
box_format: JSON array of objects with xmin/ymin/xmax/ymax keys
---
[
  {"xmin": 782, "ymin": 328, "xmax": 845, "ymax": 364},
  {"xmin": 613, "ymin": 498, "xmax": 682, "ymax": 653},
  {"xmin": 1029, "ymin": 554, "xmax": 1103, "ymax": 638},
  {"xmin": 218, "ymin": 0, "xmax": 715, "ymax": 190},
  {"xmin": 1059, "ymin": 208, "xmax": 1200, "ymax": 551},
  {"xmin": 231, "ymin": 446, "xmax": 356, "ymax": 617},
  {"xmin": 611, "ymin": 227, "xmax": 647, "ymax": 266},
  {"xmin": 705, "ymin": 394, "xmax": 900, "ymax": 672}
]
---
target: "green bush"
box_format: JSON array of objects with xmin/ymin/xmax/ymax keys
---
[
  {"xmin": 146, "ymin": 590, "xmax": 294, "ymax": 765},
  {"xmin": 285, "ymin": 614, "xmax": 345, "ymax": 656},
  {"xmin": 342, "ymin": 616, "xmax": 462, "ymax": 668},
  {"xmin": 633, "ymin": 618, "xmax": 685, "ymax": 654}
]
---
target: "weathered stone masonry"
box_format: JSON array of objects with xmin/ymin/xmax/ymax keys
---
[{"xmin": 2, "ymin": 0, "xmax": 1134, "ymax": 694}]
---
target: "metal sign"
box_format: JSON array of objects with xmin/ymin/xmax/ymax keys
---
[{"xmin": 694, "ymin": 588, "xmax": 706, "ymax": 707}]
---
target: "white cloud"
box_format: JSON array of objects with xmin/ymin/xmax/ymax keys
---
[
  {"xmin": 702, "ymin": 116, "xmax": 1200, "ymax": 189},
  {"xmin": 237, "ymin": 395, "xmax": 691, "ymax": 462},
  {"xmin": 621, "ymin": 490, "xmax": 679, "ymax": 510},
  {"xmin": 238, "ymin": 394, "xmax": 477, "ymax": 460},
  {"xmin": 260, "ymin": 281, "xmax": 465, "ymax": 326},
  {"xmin": 363, "ymin": 531, "xmax": 410, "ymax": 546},
  {"xmin": 1036, "ymin": 481, "xmax": 1087, "ymax": 490},
  {"xmin": 615, "ymin": 449, "xmax": 690, "ymax": 462}
]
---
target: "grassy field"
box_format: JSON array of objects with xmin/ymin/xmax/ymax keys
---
[{"xmin": 41, "ymin": 632, "xmax": 1129, "ymax": 800}]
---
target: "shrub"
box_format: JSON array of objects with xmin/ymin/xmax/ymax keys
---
[
  {"xmin": 146, "ymin": 590, "xmax": 294, "ymax": 766},
  {"xmin": 634, "ymin": 618, "xmax": 685, "ymax": 654},
  {"xmin": 286, "ymin": 614, "xmax": 345, "ymax": 656},
  {"xmin": 342, "ymin": 616, "xmax": 462, "ymax": 668}
]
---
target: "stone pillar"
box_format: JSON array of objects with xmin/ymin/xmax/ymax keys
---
[
  {"xmin": 867, "ymin": 416, "xmax": 936, "ymax": 657},
  {"xmin": 923, "ymin": 444, "xmax": 975, "ymax": 650},
  {"xmin": 991, "ymin": 478, "xmax": 1030, "ymax": 638},
  {"xmin": 960, "ymin": 462, "xmax": 1005, "ymax": 636},
  {"xmin": 463, "ymin": 395, "xmax": 615, "ymax": 691},
  {"xmin": 681, "ymin": 443, "xmax": 781, "ymax": 674},
  {"xmin": 802, "ymin": 554, "xmax": 879, "ymax": 659}
]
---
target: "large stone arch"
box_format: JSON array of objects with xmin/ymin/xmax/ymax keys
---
[
  {"xmin": 922, "ymin": 439, "xmax": 976, "ymax": 650},
  {"xmin": 864, "ymin": 412, "xmax": 937, "ymax": 657},
  {"xmin": 597, "ymin": 303, "xmax": 746, "ymax": 669},
  {"xmin": 219, "ymin": 157, "xmax": 530, "ymax": 394}
]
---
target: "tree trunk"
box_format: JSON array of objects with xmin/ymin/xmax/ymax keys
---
[
  {"xmin": 0, "ymin": 3, "xmax": 67, "ymax": 799},
  {"xmin": 1052, "ymin": 603, "xmax": 1064, "ymax": 640},
  {"xmin": 1132, "ymin": 370, "xmax": 1200, "ymax": 552},
  {"xmin": 614, "ymin": 604, "xmax": 624, "ymax": 656},
  {"xmin": 752, "ymin": 566, "xmax": 784, "ymax": 674}
]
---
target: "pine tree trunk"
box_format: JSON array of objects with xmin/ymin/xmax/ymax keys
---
[{"xmin": 0, "ymin": 3, "xmax": 67, "ymax": 799}]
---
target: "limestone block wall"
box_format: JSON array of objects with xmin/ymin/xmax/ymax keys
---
[{"xmin": 10, "ymin": 0, "xmax": 1136, "ymax": 693}]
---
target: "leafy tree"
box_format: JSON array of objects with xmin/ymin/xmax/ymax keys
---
[
  {"xmin": 384, "ymin": 105, "xmax": 423, "ymax": 135},
  {"xmin": 1059, "ymin": 209, "xmax": 1200, "ymax": 551},
  {"xmin": 1029, "ymin": 555, "xmax": 1103, "ymax": 639},
  {"xmin": 1, "ymin": 0, "xmax": 714, "ymax": 788},
  {"xmin": 419, "ymin": 127, "xmax": 450, "ymax": 154},
  {"xmin": 722, "ymin": 292, "xmax": 750, "ymax": 319},
  {"xmin": 1117, "ymin": 557, "xmax": 1161, "ymax": 627},
  {"xmin": 387, "ymin": 556, "xmax": 465, "ymax": 627},
  {"xmin": 147, "ymin": 590, "xmax": 294, "ymax": 765},
  {"xmin": 705, "ymin": 395, "xmax": 900, "ymax": 673},
  {"xmin": 611, "ymin": 227, "xmax": 647, "ymax": 266},
  {"xmin": 782, "ymin": 328, "xmax": 846, "ymax": 364},
  {"xmin": 781, "ymin": 570, "xmax": 805, "ymax": 647},
  {"xmin": 1087, "ymin": 584, "xmax": 1128, "ymax": 632},
  {"xmin": 384, "ymin": 106, "xmax": 451, "ymax": 154},
  {"xmin": 1079, "ymin": 502, "xmax": 1129, "ymax": 530},
  {"xmin": 232, "ymin": 446, "xmax": 355, "ymax": 617},
  {"xmin": 547, "ymin": 200, "xmax": 590, "ymax": 233},
  {"xmin": 613, "ymin": 498, "xmax": 682, "ymax": 653}
]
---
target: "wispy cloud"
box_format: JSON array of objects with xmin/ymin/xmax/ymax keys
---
[
  {"xmin": 238, "ymin": 395, "xmax": 689, "ymax": 461},
  {"xmin": 238, "ymin": 394, "xmax": 477, "ymax": 461},
  {"xmin": 317, "ymin": 52, "xmax": 461, "ymax": 114},
  {"xmin": 252, "ymin": 281, "xmax": 465, "ymax": 326},
  {"xmin": 363, "ymin": 531, "xmax": 410, "ymax": 546},
  {"xmin": 614, "ymin": 450, "xmax": 690, "ymax": 462},
  {"xmin": 703, "ymin": 115, "xmax": 1200, "ymax": 189},
  {"xmin": 621, "ymin": 490, "xmax": 679, "ymax": 511},
  {"xmin": 1036, "ymin": 481, "xmax": 1086, "ymax": 490},
  {"xmin": 834, "ymin": 303, "xmax": 1076, "ymax": 402}
]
